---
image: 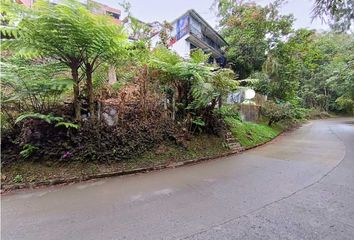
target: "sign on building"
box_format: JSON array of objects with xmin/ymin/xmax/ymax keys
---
[{"xmin": 176, "ymin": 15, "xmax": 189, "ymax": 40}]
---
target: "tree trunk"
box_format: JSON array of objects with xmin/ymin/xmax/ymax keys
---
[
  {"xmin": 71, "ymin": 67, "xmax": 81, "ymax": 121},
  {"xmin": 172, "ymin": 95, "xmax": 176, "ymax": 121},
  {"xmin": 268, "ymin": 119, "xmax": 273, "ymax": 126},
  {"xmin": 218, "ymin": 95, "xmax": 223, "ymax": 109},
  {"xmin": 108, "ymin": 65, "xmax": 117, "ymax": 84},
  {"xmin": 86, "ymin": 64, "xmax": 95, "ymax": 119}
]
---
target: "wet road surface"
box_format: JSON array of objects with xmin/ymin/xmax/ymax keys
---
[{"xmin": 2, "ymin": 118, "xmax": 354, "ymax": 240}]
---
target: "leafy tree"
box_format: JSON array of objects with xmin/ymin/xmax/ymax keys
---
[
  {"xmin": 214, "ymin": 0, "xmax": 294, "ymax": 79},
  {"xmin": 79, "ymin": 12, "xmax": 128, "ymax": 117},
  {"xmin": 263, "ymin": 29, "xmax": 316, "ymax": 102},
  {"xmin": 1, "ymin": 0, "xmax": 90, "ymax": 120},
  {"xmin": 124, "ymin": 16, "xmax": 152, "ymax": 41},
  {"xmin": 297, "ymin": 32, "xmax": 354, "ymax": 113},
  {"xmin": 1, "ymin": 0, "xmax": 128, "ymax": 120},
  {"xmin": 312, "ymin": 0, "xmax": 354, "ymax": 31},
  {"xmin": 263, "ymin": 29, "xmax": 354, "ymax": 114},
  {"xmin": 1, "ymin": 58, "xmax": 72, "ymax": 126},
  {"xmin": 150, "ymin": 46, "xmax": 237, "ymax": 119}
]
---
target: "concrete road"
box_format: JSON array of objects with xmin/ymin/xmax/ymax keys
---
[{"xmin": 2, "ymin": 118, "xmax": 354, "ymax": 240}]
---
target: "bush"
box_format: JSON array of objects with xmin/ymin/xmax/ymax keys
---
[
  {"xmin": 260, "ymin": 101, "xmax": 293, "ymax": 126},
  {"xmin": 214, "ymin": 105, "xmax": 241, "ymax": 120},
  {"xmin": 290, "ymin": 106, "xmax": 309, "ymax": 120},
  {"xmin": 70, "ymin": 119, "xmax": 174, "ymax": 162},
  {"xmin": 335, "ymin": 96, "xmax": 354, "ymax": 115},
  {"xmin": 308, "ymin": 108, "xmax": 331, "ymax": 119},
  {"xmin": 1, "ymin": 100, "xmax": 176, "ymax": 165}
]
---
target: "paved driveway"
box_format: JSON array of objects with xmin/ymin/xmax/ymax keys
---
[{"xmin": 2, "ymin": 118, "xmax": 354, "ymax": 240}]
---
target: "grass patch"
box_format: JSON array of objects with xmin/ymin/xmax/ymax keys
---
[{"xmin": 224, "ymin": 116, "xmax": 281, "ymax": 148}]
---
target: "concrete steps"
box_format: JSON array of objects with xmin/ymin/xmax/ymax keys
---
[{"xmin": 224, "ymin": 131, "xmax": 243, "ymax": 153}]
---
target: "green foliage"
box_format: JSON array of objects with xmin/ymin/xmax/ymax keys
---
[
  {"xmin": 214, "ymin": 105, "xmax": 241, "ymax": 120},
  {"xmin": 151, "ymin": 47, "xmax": 237, "ymax": 111},
  {"xmin": 1, "ymin": 0, "xmax": 129, "ymax": 120},
  {"xmin": 336, "ymin": 96, "xmax": 354, "ymax": 115},
  {"xmin": 312, "ymin": 0, "xmax": 354, "ymax": 31},
  {"xmin": 215, "ymin": 0, "xmax": 294, "ymax": 79},
  {"xmin": 190, "ymin": 49, "xmax": 211, "ymax": 64},
  {"xmin": 13, "ymin": 174, "xmax": 24, "ymax": 183},
  {"xmin": 261, "ymin": 29, "xmax": 354, "ymax": 114},
  {"xmin": 191, "ymin": 117, "xmax": 206, "ymax": 133},
  {"xmin": 1, "ymin": 59, "xmax": 72, "ymax": 115},
  {"xmin": 260, "ymin": 101, "xmax": 293, "ymax": 126},
  {"xmin": 224, "ymin": 116, "xmax": 280, "ymax": 148},
  {"xmin": 20, "ymin": 144, "xmax": 38, "ymax": 159},
  {"xmin": 55, "ymin": 122, "xmax": 80, "ymax": 129},
  {"xmin": 111, "ymin": 82, "xmax": 126, "ymax": 91},
  {"xmin": 15, "ymin": 113, "xmax": 79, "ymax": 129},
  {"xmin": 15, "ymin": 113, "xmax": 63, "ymax": 124},
  {"xmin": 297, "ymin": 33, "xmax": 354, "ymax": 113},
  {"xmin": 248, "ymin": 72, "xmax": 271, "ymax": 96},
  {"xmin": 126, "ymin": 16, "xmax": 152, "ymax": 41},
  {"xmin": 264, "ymin": 29, "xmax": 316, "ymax": 102}
]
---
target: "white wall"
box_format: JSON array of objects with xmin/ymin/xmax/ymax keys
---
[{"xmin": 170, "ymin": 34, "xmax": 190, "ymax": 59}]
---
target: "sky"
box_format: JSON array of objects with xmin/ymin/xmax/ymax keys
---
[{"xmin": 96, "ymin": 0, "xmax": 330, "ymax": 31}]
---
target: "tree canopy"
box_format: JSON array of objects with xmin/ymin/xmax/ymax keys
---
[
  {"xmin": 1, "ymin": 0, "xmax": 129, "ymax": 120},
  {"xmin": 312, "ymin": 0, "xmax": 354, "ymax": 31},
  {"xmin": 215, "ymin": 0, "xmax": 294, "ymax": 79}
]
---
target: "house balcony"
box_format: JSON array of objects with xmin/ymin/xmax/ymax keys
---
[{"xmin": 187, "ymin": 25, "xmax": 223, "ymax": 58}]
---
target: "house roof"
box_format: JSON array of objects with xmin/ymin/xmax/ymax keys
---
[{"xmin": 171, "ymin": 9, "xmax": 228, "ymax": 46}]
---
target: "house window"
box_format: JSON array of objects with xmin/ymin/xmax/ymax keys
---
[
  {"xmin": 190, "ymin": 44, "xmax": 197, "ymax": 51},
  {"xmin": 107, "ymin": 11, "xmax": 120, "ymax": 20}
]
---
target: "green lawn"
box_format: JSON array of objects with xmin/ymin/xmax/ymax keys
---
[{"xmin": 224, "ymin": 116, "xmax": 281, "ymax": 148}]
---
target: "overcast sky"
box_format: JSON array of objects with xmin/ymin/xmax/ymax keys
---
[{"xmin": 96, "ymin": 0, "xmax": 329, "ymax": 31}]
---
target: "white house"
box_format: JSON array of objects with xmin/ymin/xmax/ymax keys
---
[{"xmin": 151, "ymin": 9, "xmax": 228, "ymax": 66}]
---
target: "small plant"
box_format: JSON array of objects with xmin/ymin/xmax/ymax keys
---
[
  {"xmin": 88, "ymin": 165, "xmax": 98, "ymax": 175},
  {"xmin": 112, "ymin": 82, "xmax": 125, "ymax": 91},
  {"xmin": 13, "ymin": 174, "xmax": 23, "ymax": 183},
  {"xmin": 15, "ymin": 112, "xmax": 79, "ymax": 129},
  {"xmin": 222, "ymin": 142, "xmax": 229, "ymax": 149},
  {"xmin": 19, "ymin": 144, "xmax": 38, "ymax": 159},
  {"xmin": 192, "ymin": 117, "xmax": 206, "ymax": 133}
]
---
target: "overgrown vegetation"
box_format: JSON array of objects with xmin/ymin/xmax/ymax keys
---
[
  {"xmin": 1, "ymin": 0, "xmax": 237, "ymax": 168},
  {"xmin": 214, "ymin": 0, "xmax": 354, "ymax": 116},
  {"xmin": 1, "ymin": 0, "xmax": 352, "ymax": 185}
]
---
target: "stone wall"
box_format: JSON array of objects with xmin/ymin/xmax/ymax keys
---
[{"xmin": 239, "ymin": 103, "xmax": 260, "ymax": 122}]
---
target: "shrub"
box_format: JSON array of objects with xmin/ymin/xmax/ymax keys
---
[
  {"xmin": 1, "ymin": 97, "xmax": 176, "ymax": 165},
  {"xmin": 19, "ymin": 144, "xmax": 38, "ymax": 159},
  {"xmin": 214, "ymin": 105, "xmax": 241, "ymax": 120},
  {"xmin": 308, "ymin": 108, "xmax": 331, "ymax": 119},
  {"xmin": 13, "ymin": 174, "xmax": 24, "ymax": 183},
  {"xmin": 336, "ymin": 96, "xmax": 354, "ymax": 115},
  {"xmin": 260, "ymin": 101, "xmax": 293, "ymax": 126},
  {"xmin": 290, "ymin": 106, "xmax": 309, "ymax": 120}
]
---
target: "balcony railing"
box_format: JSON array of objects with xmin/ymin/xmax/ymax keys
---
[
  {"xmin": 170, "ymin": 25, "xmax": 222, "ymax": 53},
  {"xmin": 189, "ymin": 25, "xmax": 221, "ymax": 52}
]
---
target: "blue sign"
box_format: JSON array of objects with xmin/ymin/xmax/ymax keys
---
[{"xmin": 176, "ymin": 15, "xmax": 189, "ymax": 40}]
